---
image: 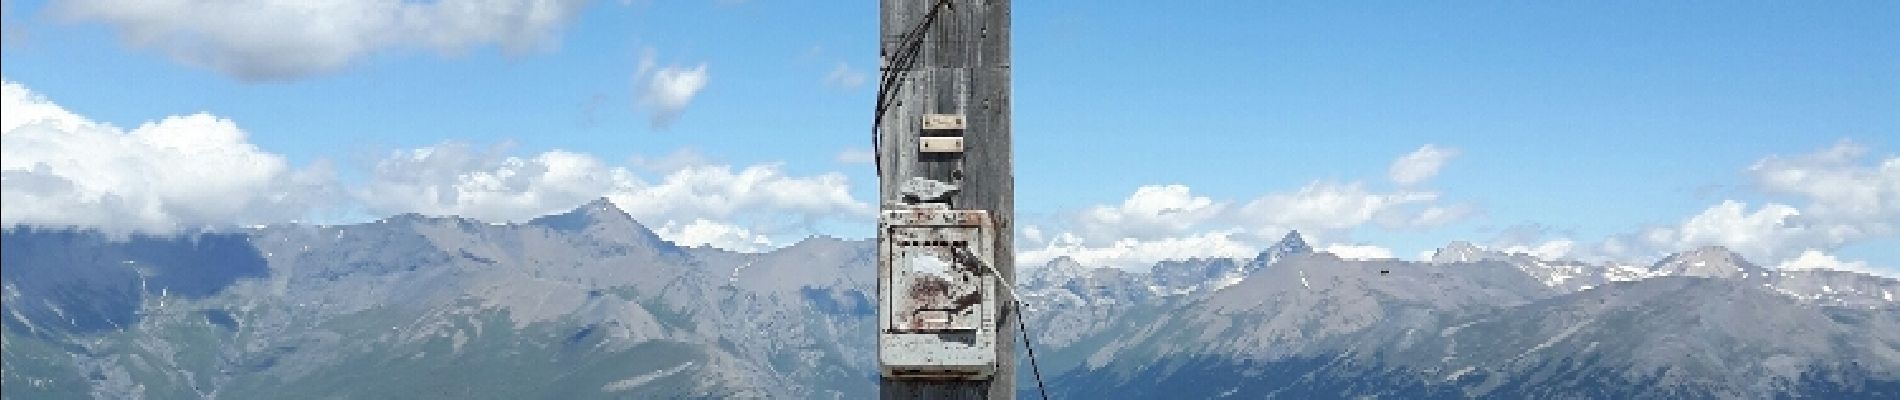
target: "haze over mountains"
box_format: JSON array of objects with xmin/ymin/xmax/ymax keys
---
[{"xmin": 4, "ymin": 200, "xmax": 1897, "ymax": 399}]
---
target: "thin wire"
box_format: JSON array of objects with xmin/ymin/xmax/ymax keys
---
[
  {"xmin": 1016, "ymin": 299, "xmax": 1051, "ymax": 400},
  {"xmin": 873, "ymin": 0, "xmax": 955, "ymax": 175},
  {"xmin": 954, "ymin": 247, "xmax": 1051, "ymax": 399}
]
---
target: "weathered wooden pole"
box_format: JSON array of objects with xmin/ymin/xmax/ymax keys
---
[{"xmin": 876, "ymin": 0, "xmax": 1013, "ymax": 398}]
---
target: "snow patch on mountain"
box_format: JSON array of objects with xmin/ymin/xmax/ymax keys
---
[
  {"xmin": 603, "ymin": 362, "xmax": 695, "ymax": 392},
  {"xmin": 1421, "ymin": 241, "xmax": 1897, "ymax": 306},
  {"xmin": 1431, "ymin": 241, "xmax": 1489, "ymax": 264}
]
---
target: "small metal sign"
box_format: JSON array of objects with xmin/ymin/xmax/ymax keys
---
[
  {"xmin": 922, "ymin": 114, "xmax": 967, "ymax": 130},
  {"xmin": 919, "ymin": 137, "xmax": 964, "ymax": 153}
]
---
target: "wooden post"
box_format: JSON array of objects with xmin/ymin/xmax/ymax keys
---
[{"xmin": 878, "ymin": 0, "xmax": 1012, "ymax": 399}]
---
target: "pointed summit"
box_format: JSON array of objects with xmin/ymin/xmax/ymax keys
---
[
  {"xmin": 1254, "ymin": 230, "xmax": 1314, "ymax": 267},
  {"xmin": 1275, "ymin": 230, "xmax": 1313, "ymax": 251},
  {"xmin": 1651, "ymin": 245, "xmax": 1765, "ymax": 279},
  {"xmin": 1026, "ymin": 256, "xmax": 1091, "ymax": 288},
  {"xmin": 526, "ymin": 198, "xmax": 682, "ymax": 255},
  {"xmin": 528, "ymin": 197, "xmax": 638, "ymax": 232},
  {"xmin": 579, "ymin": 197, "xmax": 627, "ymax": 217},
  {"xmin": 1047, "ymin": 256, "xmax": 1088, "ymax": 276}
]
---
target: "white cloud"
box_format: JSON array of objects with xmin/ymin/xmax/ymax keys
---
[
  {"xmin": 1639, "ymin": 200, "xmax": 1810, "ymax": 262},
  {"xmin": 654, "ymin": 219, "xmax": 774, "ymax": 252},
  {"xmin": 1072, "ymin": 185, "xmax": 1226, "ymax": 242},
  {"xmin": 635, "ymin": 48, "xmax": 709, "ymax": 129},
  {"xmin": 1777, "ymin": 249, "xmax": 1891, "ymax": 277},
  {"xmin": 1778, "ymin": 249, "xmax": 1867, "ymax": 271},
  {"xmin": 1389, "ymin": 144, "xmax": 1459, "ymax": 186},
  {"xmin": 1019, "ymin": 224, "xmax": 1045, "ymax": 245},
  {"xmin": 1748, "ymin": 140, "xmax": 1900, "ymax": 224},
  {"xmin": 1017, "ymin": 230, "xmax": 1255, "ymax": 270},
  {"xmin": 1500, "ymin": 239, "xmax": 1576, "ymax": 260},
  {"xmin": 1321, "ymin": 244, "xmax": 1394, "ymax": 260},
  {"xmin": 1569, "ymin": 141, "xmax": 1899, "ymax": 268},
  {"xmin": 1, "ymin": 79, "xmax": 337, "ymax": 234},
  {"xmin": 823, "ymin": 62, "xmax": 867, "ymax": 90},
  {"xmin": 834, "ymin": 148, "xmax": 874, "ymax": 164},
  {"xmin": 1020, "ymin": 147, "xmax": 1475, "ymax": 269},
  {"xmin": 357, "ymin": 142, "xmax": 637, "ymax": 222},
  {"xmin": 613, "ymin": 163, "xmax": 871, "ymax": 251},
  {"xmin": 359, "ymin": 141, "xmax": 873, "ymax": 252},
  {"xmin": 605, "ymin": 162, "xmax": 873, "ymax": 225},
  {"xmin": 54, "ymin": 0, "xmax": 591, "ymax": 81},
  {"xmin": 1239, "ymin": 181, "xmax": 1442, "ymax": 231},
  {"xmin": 0, "ymin": 79, "xmax": 854, "ymax": 253}
]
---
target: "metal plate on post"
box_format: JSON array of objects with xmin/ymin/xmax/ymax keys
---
[
  {"xmin": 878, "ymin": 208, "xmax": 997, "ymax": 379},
  {"xmin": 922, "ymin": 114, "xmax": 967, "ymax": 130},
  {"xmin": 919, "ymin": 137, "xmax": 964, "ymax": 153}
]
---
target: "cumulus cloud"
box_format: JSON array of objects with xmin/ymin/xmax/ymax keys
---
[
  {"xmin": 1019, "ymin": 224, "xmax": 1046, "ymax": 245},
  {"xmin": 1637, "ymin": 200, "xmax": 1812, "ymax": 262},
  {"xmin": 1562, "ymin": 141, "xmax": 1898, "ymax": 271},
  {"xmin": 635, "ymin": 48, "xmax": 709, "ymax": 129},
  {"xmin": 1389, "ymin": 144, "xmax": 1459, "ymax": 186},
  {"xmin": 1777, "ymin": 249, "xmax": 1889, "ymax": 277},
  {"xmin": 53, "ymin": 0, "xmax": 591, "ymax": 81},
  {"xmin": 1, "ymin": 79, "xmax": 337, "ymax": 234},
  {"xmin": 1020, "ymin": 146, "xmax": 1475, "ymax": 269},
  {"xmin": 1748, "ymin": 140, "xmax": 1900, "ymax": 224},
  {"xmin": 1, "ymin": 77, "xmax": 861, "ymax": 252},
  {"xmin": 357, "ymin": 142, "xmax": 637, "ymax": 222},
  {"xmin": 605, "ymin": 162, "xmax": 873, "ymax": 225},
  {"xmin": 654, "ymin": 219, "xmax": 774, "ymax": 252},
  {"xmin": 1500, "ymin": 239, "xmax": 1576, "ymax": 260},
  {"xmin": 0, "ymin": 78, "xmax": 856, "ymax": 253},
  {"xmin": 359, "ymin": 141, "xmax": 873, "ymax": 252},
  {"xmin": 1072, "ymin": 185, "xmax": 1226, "ymax": 242}
]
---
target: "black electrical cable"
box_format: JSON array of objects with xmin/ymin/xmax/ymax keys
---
[
  {"xmin": 1015, "ymin": 299, "xmax": 1051, "ymax": 400},
  {"xmin": 953, "ymin": 247, "xmax": 1052, "ymax": 399},
  {"xmin": 872, "ymin": 0, "xmax": 955, "ymax": 175}
]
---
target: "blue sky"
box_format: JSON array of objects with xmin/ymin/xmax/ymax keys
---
[{"xmin": 2, "ymin": 1, "xmax": 1895, "ymax": 273}]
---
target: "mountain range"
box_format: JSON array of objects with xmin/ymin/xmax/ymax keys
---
[{"xmin": 4, "ymin": 199, "xmax": 1897, "ymax": 398}]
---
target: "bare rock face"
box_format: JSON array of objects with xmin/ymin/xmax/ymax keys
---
[
  {"xmin": 1431, "ymin": 240, "xmax": 1492, "ymax": 264},
  {"xmin": 2, "ymin": 199, "xmax": 877, "ymax": 399},
  {"xmin": 1025, "ymin": 243, "xmax": 1900, "ymax": 399},
  {"xmin": 7, "ymin": 203, "xmax": 1898, "ymax": 399},
  {"xmin": 1651, "ymin": 245, "xmax": 1768, "ymax": 279}
]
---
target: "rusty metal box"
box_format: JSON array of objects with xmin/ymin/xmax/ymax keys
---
[{"xmin": 878, "ymin": 207, "xmax": 997, "ymax": 379}]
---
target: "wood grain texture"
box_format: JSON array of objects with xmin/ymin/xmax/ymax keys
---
[{"xmin": 878, "ymin": 0, "xmax": 1013, "ymax": 398}]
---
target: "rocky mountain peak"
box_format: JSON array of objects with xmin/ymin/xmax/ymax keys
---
[
  {"xmin": 577, "ymin": 197, "xmax": 631, "ymax": 219},
  {"xmin": 1431, "ymin": 241, "xmax": 1493, "ymax": 264},
  {"xmin": 1024, "ymin": 256, "xmax": 1093, "ymax": 289},
  {"xmin": 528, "ymin": 198, "xmax": 637, "ymax": 231},
  {"xmin": 1651, "ymin": 245, "xmax": 1765, "ymax": 279},
  {"xmin": 1255, "ymin": 230, "xmax": 1315, "ymax": 267},
  {"xmin": 1272, "ymin": 230, "xmax": 1314, "ymax": 254},
  {"xmin": 1046, "ymin": 256, "xmax": 1088, "ymax": 275}
]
